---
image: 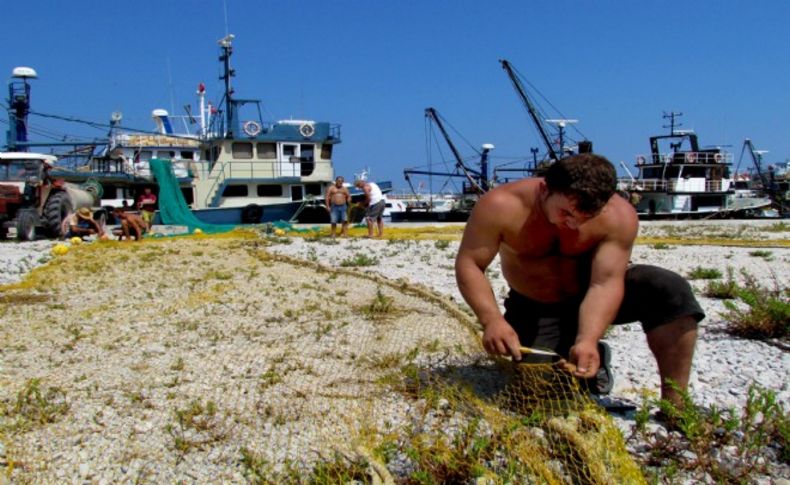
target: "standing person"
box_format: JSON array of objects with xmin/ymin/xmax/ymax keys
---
[
  {"xmin": 325, "ymin": 176, "xmax": 351, "ymax": 238},
  {"xmin": 454, "ymin": 154, "xmax": 703, "ymax": 407},
  {"xmin": 112, "ymin": 207, "xmax": 147, "ymax": 241},
  {"xmin": 137, "ymin": 187, "xmax": 157, "ymax": 231},
  {"xmin": 354, "ymin": 179, "xmax": 385, "ymax": 238},
  {"xmin": 65, "ymin": 207, "xmax": 105, "ymax": 239}
]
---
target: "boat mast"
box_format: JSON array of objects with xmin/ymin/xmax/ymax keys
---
[{"xmin": 218, "ymin": 34, "xmax": 235, "ymax": 138}]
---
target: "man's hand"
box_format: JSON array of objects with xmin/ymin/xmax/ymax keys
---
[
  {"xmin": 482, "ymin": 319, "xmax": 522, "ymax": 361},
  {"xmin": 568, "ymin": 340, "xmax": 600, "ymax": 378}
]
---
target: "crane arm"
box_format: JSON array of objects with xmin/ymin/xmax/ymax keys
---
[{"xmin": 499, "ymin": 59, "xmax": 559, "ymax": 162}]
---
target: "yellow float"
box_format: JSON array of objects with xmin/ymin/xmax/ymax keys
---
[{"xmin": 51, "ymin": 244, "xmax": 69, "ymax": 256}]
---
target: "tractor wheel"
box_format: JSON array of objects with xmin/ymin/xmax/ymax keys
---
[
  {"xmin": 16, "ymin": 211, "xmax": 36, "ymax": 241},
  {"xmin": 43, "ymin": 191, "xmax": 73, "ymax": 238}
]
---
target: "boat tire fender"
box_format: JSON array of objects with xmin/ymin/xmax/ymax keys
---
[
  {"xmin": 241, "ymin": 203, "xmax": 263, "ymax": 224},
  {"xmin": 243, "ymin": 120, "xmax": 262, "ymax": 137},
  {"xmin": 714, "ymin": 153, "xmax": 723, "ymax": 163},
  {"xmin": 686, "ymin": 152, "xmax": 697, "ymax": 163},
  {"xmin": 636, "ymin": 155, "xmax": 646, "ymax": 165}
]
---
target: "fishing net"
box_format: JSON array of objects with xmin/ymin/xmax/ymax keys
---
[
  {"xmin": 0, "ymin": 237, "xmax": 644, "ymax": 483},
  {"xmin": 149, "ymin": 158, "xmax": 235, "ymax": 234}
]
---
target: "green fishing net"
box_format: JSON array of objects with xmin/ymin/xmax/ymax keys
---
[{"xmin": 149, "ymin": 158, "xmax": 236, "ymax": 234}]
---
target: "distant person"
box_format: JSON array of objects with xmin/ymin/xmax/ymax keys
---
[
  {"xmin": 325, "ymin": 176, "xmax": 351, "ymax": 238},
  {"xmin": 137, "ymin": 187, "xmax": 157, "ymax": 231},
  {"xmin": 354, "ymin": 179, "xmax": 385, "ymax": 238},
  {"xmin": 112, "ymin": 207, "xmax": 147, "ymax": 241},
  {"xmin": 455, "ymin": 154, "xmax": 703, "ymax": 408},
  {"xmin": 65, "ymin": 207, "xmax": 105, "ymax": 239}
]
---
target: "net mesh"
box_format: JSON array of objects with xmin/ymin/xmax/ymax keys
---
[{"xmin": 0, "ymin": 236, "xmax": 644, "ymax": 483}]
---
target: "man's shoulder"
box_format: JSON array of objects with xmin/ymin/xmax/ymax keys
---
[
  {"xmin": 479, "ymin": 179, "xmax": 536, "ymax": 210},
  {"xmin": 598, "ymin": 195, "xmax": 639, "ymax": 240}
]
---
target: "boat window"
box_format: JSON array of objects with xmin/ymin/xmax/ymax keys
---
[
  {"xmin": 180, "ymin": 151, "xmax": 194, "ymax": 160},
  {"xmin": 304, "ymin": 183, "xmax": 322, "ymax": 196},
  {"xmin": 232, "ymin": 142, "xmax": 253, "ymax": 159},
  {"xmin": 300, "ymin": 144, "xmax": 315, "ymax": 162},
  {"xmin": 158, "ymin": 151, "xmax": 176, "ymax": 159},
  {"xmin": 257, "ymin": 184, "xmax": 283, "ymax": 197},
  {"xmin": 136, "ymin": 150, "xmax": 153, "ymax": 161},
  {"xmin": 320, "ymin": 144, "xmax": 333, "ymax": 160},
  {"xmin": 283, "ymin": 145, "xmax": 296, "ymax": 157},
  {"xmin": 222, "ymin": 185, "xmax": 249, "ymax": 197},
  {"xmin": 291, "ymin": 185, "xmax": 303, "ymax": 201},
  {"xmin": 256, "ymin": 143, "xmax": 276, "ymax": 159},
  {"xmin": 181, "ymin": 187, "xmax": 194, "ymax": 206}
]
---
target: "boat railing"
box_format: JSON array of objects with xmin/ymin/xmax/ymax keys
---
[
  {"xmin": 635, "ymin": 152, "xmax": 733, "ymax": 165},
  {"xmin": 202, "ymin": 159, "xmax": 333, "ymax": 207},
  {"xmin": 620, "ymin": 178, "xmax": 731, "ymax": 193}
]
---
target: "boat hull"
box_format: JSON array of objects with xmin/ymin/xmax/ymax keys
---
[{"xmin": 153, "ymin": 202, "xmax": 301, "ymax": 225}]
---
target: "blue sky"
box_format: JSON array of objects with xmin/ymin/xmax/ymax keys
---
[{"xmin": 4, "ymin": 1, "xmax": 789, "ymax": 192}]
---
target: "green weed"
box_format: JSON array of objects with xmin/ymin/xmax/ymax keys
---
[
  {"xmin": 0, "ymin": 378, "xmax": 69, "ymax": 433},
  {"xmin": 340, "ymin": 253, "xmax": 379, "ymax": 267},
  {"xmin": 632, "ymin": 382, "xmax": 788, "ymax": 482},
  {"xmin": 722, "ymin": 273, "xmax": 789, "ymax": 339},
  {"xmin": 687, "ymin": 266, "xmax": 722, "ymax": 280},
  {"xmin": 703, "ymin": 267, "xmax": 739, "ymax": 299}
]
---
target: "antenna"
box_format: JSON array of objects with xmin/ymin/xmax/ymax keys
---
[
  {"xmin": 546, "ymin": 119, "xmax": 577, "ymax": 154},
  {"xmin": 662, "ymin": 111, "xmax": 683, "ymax": 135}
]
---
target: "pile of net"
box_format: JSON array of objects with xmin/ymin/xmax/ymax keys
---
[{"xmin": 0, "ymin": 237, "xmax": 644, "ymax": 483}]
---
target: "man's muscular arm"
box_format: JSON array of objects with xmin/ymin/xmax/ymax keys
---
[
  {"xmin": 455, "ymin": 192, "xmax": 522, "ymax": 360},
  {"xmin": 569, "ymin": 203, "xmax": 638, "ymax": 377}
]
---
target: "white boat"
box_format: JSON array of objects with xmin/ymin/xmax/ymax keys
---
[{"xmin": 618, "ymin": 113, "xmax": 772, "ymax": 219}]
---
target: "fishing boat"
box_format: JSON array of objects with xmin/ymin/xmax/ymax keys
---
[
  {"xmin": 5, "ymin": 35, "xmax": 366, "ymax": 226},
  {"xmin": 619, "ymin": 112, "xmax": 772, "ymax": 219}
]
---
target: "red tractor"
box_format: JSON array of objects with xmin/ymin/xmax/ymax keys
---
[{"xmin": 0, "ymin": 152, "xmax": 101, "ymax": 240}]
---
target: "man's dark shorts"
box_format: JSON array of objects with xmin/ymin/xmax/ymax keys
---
[
  {"xmin": 503, "ymin": 264, "xmax": 705, "ymax": 360},
  {"xmin": 366, "ymin": 200, "xmax": 385, "ymax": 219}
]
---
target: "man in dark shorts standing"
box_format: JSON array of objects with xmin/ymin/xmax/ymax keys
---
[
  {"xmin": 354, "ymin": 179, "xmax": 385, "ymax": 238},
  {"xmin": 325, "ymin": 176, "xmax": 351, "ymax": 238},
  {"xmin": 455, "ymin": 154, "xmax": 703, "ymax": 406}
]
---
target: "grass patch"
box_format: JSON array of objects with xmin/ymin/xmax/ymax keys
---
[
  {"xmin": 703, "ymin": 267, "xmax": 739, "ymax": 299},
  {"xmin": 721, "ymin": 273, "xmax": 789, "ymax": 339},
  {"xmin": 340, "ymin": 253, "xmax": 379, "ymax": 267},
  {"xmin": 0, "ymin": 378, "xmax": 69, "ymax": 433},
  {"xmin": 631, "ymin": 382, "xmax": 788, "ymax": 482},
  {"xmin": 687, "ymin": 266, "xmax": 722, "ymax": 280}
]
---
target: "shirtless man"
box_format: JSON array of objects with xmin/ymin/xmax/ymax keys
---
[
  {"xmin": 325, "ymin": 176, "xmax": 351, "ymax": 238},
  {"xmin": 455, "ymin": 154, "xmax": 703, "ymax": 406},
  {"xmin": 112, "ymin": 207, "xmax": 147, "ymax": 241}
]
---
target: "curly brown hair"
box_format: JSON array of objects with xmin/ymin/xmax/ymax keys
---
[{"xmin": 543, "ymin": 154, "xmax": 617, "ymax": 214}]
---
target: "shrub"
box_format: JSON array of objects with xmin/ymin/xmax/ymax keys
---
[
  {"xmin": 703, "ymin": 267, "xmax": 738, "ymax": 299},
  {"xmin": 687, "ymin": 266, "xmax": 722, "ymax": 280},
  {"xmin": 722, "ymin": 274, "xmax": 789, "ymax": 339},
  {"xmin": 340, "ymin": 253, "xmax": 379, "ymax": 267}
]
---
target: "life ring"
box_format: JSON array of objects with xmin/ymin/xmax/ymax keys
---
[
  {"xmin": 240, "ymin": 203, "xmax": 263, "ymax": 224},
  {"xmin": 714, "ymin": 153, "xmax": 723, "ymax": 163},
  {"xmin": 243, "ymin": 120, "xmax": 262, "ymax": 137},
  {"xmin": 299, "ymin": 123, "xmax": 315, "ymax": 137},
  {"xmin": 685, "ymin": 152, "xmax": 697, "ymax": 163},
  {"xmin": 636, "ymin": 155, "xmax": 646, "ymax": 165}
]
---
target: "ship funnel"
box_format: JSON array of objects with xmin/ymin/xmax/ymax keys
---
[{"xmin": 151, "ymin": 109, "xmax": 173, "ymax": 134}]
